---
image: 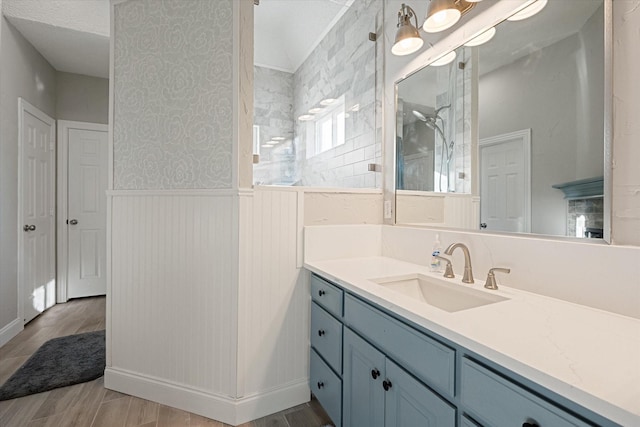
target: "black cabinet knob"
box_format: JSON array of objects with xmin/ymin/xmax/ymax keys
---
[
  {"xmin": 318, "ymin": 330, "xmax": 325, "ymax": 336},
  {"xmin": 318, "ymin": 289, "xmax": 326, "ymax": 296},
  {"xmin": 382, "ymin": 380, "xmax": 392, "ymax": 391},
  {"xmin": 317, "ymin": 381, "xmax": 324, "ymax": 389},
  {"xmin": 371, "ymin": 369, "xmax": 380, "ymax": 379},
  {"xmin": 522, "ymin": 422, "xmax": 539, "ymax": 427}
]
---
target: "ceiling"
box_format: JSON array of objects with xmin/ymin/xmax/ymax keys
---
[{"xmin": 1, "ymin": 0, "xmax": 353, "ymax": 79}]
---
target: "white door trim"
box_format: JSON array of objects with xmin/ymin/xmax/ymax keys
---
[
  {"xmin": 479, "ymin": 129, "xmax": 532, "ymax": 233},
  {"xmin": 17, "ymin": 98, "xmax": 56, "ymax": 323},
  {"xmin": 57, "ymin": 120, "xmax": 109, "ymax": 303}
]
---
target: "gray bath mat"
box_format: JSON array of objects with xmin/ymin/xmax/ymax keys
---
[{"xmin": 0, "ymin": 330, "xmax": 105, "ymax": 401}]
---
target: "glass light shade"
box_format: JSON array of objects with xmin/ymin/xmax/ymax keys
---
[
  {"xmin": 392, "ymin": 21, "xmax": 424, "ymax": 56},
  {"xmin": 320, "ymin": 98, "xmax": 335, "ymax": 106},
  {"xmin": 423, "ymin": 0, "xmax": 461, "ymax": 33},
  {"xmin": 309, "ymin": 107, "xmax": 325, "ymax": 114},
  {"xmin": 298, "ymin": 114, "xmax": 314, "ymax": 121},
  {"xmin": 464, "ymin": 26, "xmax": 496, "ymax": 47},
  {"xmin": 271, "ymin": 136, "xmax": 285, "ymax": 141},
  {"xmin": 507, "ymin": 0, "xmax": 548, "ymax": 21},
  {"xmin": 430, "ymin": 50, "xmax": 457, "ymax": 66}
]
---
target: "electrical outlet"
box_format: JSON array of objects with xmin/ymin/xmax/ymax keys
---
[{"xmin": 384, "ymin": 200, "xmax": 392, "ymax": 219}]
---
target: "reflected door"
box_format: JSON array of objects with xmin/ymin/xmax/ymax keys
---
[
  {"xmin": 20, "ymin": 100, "xmax": 56, "ymax": 324},
  {"xmin": 480, "ymin": 130, "xmax": 531, "ymax": 233},
  {"xmin": 67, "ymin": 128, "xmax": 108, "ymax": 298}
]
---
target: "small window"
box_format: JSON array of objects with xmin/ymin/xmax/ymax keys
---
[{"xmin": 306, "ymin": 97, "xmax": 346, "ymax": 158}]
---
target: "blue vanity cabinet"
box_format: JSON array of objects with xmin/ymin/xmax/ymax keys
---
[
  {"xmin": 460, "ymin": 358, "xmax": 591, "ymax": 427},
  {"xmin": 384, "ymin": 359, "xmax": 456, "ymax": 426},
  {"xmin": 342, "ymin": 328, "xmax": 386, "ymax": 427},
  {"xmin": 310, "ymin": 275, "xmax": 344, "ymax": 427},
  {"xmin": 343, "ymin": 327, "xmax": 455, "ymax": 427},
  {"xmin": 308, "ymin": 273, "xmax": 613, "ymax": 427}
]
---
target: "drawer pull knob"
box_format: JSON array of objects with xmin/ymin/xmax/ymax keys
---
[
  {"xmin": 318, "ymin": 330, "xmax": 325, "ymax": 336},
  {"xmin": 317, "ymin": 381, "xmax": 324, "ymax": 389},
  {"xmin": 522, "ymin": 422, "xmax": 539, "ymax": 427},
  {"xmin": 382, "ymin": 380, "xmax": 392, "ymax": 391},
  {"xmin": 318, "ymin": 290, "xmax": 326, "ymax": 296},
  {"xmin": 371, "ymin": 369, "xmax": 380, "ymax": 379}
]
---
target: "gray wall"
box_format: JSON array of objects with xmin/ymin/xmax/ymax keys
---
[
  {"xmin": 479, "ymin": 7, "xmax": 604, "ymax": 236},
  {"xmin": 0, "ymin": 17, "xmax": 56, "ymax": 332},
  {"xmin": 112, "ymin": 0, "xmax": 234, "ymax": 190},
  {"xmin": 56, "ymin": 71, "xmax": 109, "ymax": 124}
]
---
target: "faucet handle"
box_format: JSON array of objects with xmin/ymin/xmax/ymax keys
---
[
  {"xmin": 485, "ymin": 268, "xmax": 510, "ymax": 290},
  {"xmin": 434, "ymin": 255, "xmax": 455, "ymax": 279}
]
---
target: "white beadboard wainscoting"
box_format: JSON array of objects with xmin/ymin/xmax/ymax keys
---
[
  {"xmin": 106, "ymin": 191, "xmax": 241, "ymax": 422},
  {"xmin": 106, "ymin": 187, "xmax": 383, "ymax": 425},
  {"xmin": 237, "ymin": 189, "xmax": 310, "ymax": 417}
]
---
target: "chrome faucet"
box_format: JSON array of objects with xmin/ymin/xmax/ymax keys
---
[{"xmin": 444, "ymin": 243, "xmax": 474, "ymax": 284}]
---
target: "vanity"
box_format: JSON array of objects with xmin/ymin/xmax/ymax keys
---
[
  {"xmin": 302, "ymin": 0, "xmax": 639, "ymax": 425},
  {"xmin": 305, "ymin": 252, "xmax": 639, "ymax": 427}
]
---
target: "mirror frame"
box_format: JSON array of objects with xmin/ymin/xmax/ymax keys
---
[{"xmin": 392, "ymin": 0, "xmax": 613, "ymax": 244}]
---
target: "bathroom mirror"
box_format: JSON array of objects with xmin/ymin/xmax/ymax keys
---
[{"xmin": 395, "ymin": 0, "xmax": 608, "ymax": 240}]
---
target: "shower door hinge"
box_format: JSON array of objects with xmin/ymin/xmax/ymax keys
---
[{"xmin": 369, "ymin": 32, "xmax": 377, "ymax": 42}]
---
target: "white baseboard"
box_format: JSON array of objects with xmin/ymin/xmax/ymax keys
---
[
  {"xmin": 104, "ymin": 368, "xmax": 310, "ymax": 426},
  {"xmin": 0, "ymin": 318, "xmax": 23, "ymax": 348}
]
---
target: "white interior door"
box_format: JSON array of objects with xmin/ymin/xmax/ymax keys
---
[
  {"xmin": 19, "ymin": 99, "xmax": 56, "ymax": 324},
  {"xmin": 66, "ymin": 126, "xmax": 109, "ymax": 299},
  {"xmin": 480, "ymin": 129, "xmax": 531, "ymax": 233}
]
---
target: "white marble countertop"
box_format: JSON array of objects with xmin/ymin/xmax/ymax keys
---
[{"xmin": 304, "ymin": 256, "xmax": 640, "ymax": 426}]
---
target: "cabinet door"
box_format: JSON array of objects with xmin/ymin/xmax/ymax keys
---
[
  {"xmin": 343, "ymin": 328, "xmax": 385, "ymax": 427},
  {"xmin": 384, "ymin": 360, "xmax": 456, "ymax": 427}
]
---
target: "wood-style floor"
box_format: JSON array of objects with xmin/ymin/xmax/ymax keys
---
[{"xmin": 0, "ymin": 297, "xmax": 332, "ymax": 427}]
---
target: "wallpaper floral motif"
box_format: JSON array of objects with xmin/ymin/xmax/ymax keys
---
[{"xmin": 113, "ymin": 0, "xmax": 234, "ymax": 190}]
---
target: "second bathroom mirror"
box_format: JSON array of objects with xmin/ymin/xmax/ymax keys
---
[{"xmin": 395, "ymin": 0, "xmax": 608, "ymax": 240}]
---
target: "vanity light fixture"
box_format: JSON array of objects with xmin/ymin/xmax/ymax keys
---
[
  {"xmin": 320, "ymin": 98, "xmax": 336, "ymax": 106},
  {"xmin": 507, "ymin": 0, "xmax": 548, "ymax": 21},
  {"xmin": 391, "ymin": 3, "xmax": 424, "ymax": 56},
  {"xmin": 463, "ymin": 26, "xmax": 496, "ymax": 47},
  {"xmin": 429, "ymin": 50, "xmax": 457, "ymax": 66},
  {"xmin": 271, "ymin": 136, "xmax": 285, "ymax": 141},
  {"xmin": 309, "ymin": 107, "xmax": 325, "ymax": 114},
  {"xmin": 298, "ymin": 114, "xmax": 314, "ymax": 121},
  {"xmin": 423, "ymin": 0, "xmax": 474, "ymax": 34}
]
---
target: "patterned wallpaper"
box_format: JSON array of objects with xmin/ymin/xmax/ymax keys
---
[{"xmin": 113, "ymin": 0, "xmax": 234, "ymax": 190}]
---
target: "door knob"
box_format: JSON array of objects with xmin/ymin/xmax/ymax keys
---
[
  {"xmin": 23, "ymin": 224, "xmax": 36, "ymax": 232},
  {"xmin": 480, "ymin": 223, "xmax": 487, "ymax": 229},
  {"xmin": 69, "ymin": 219, "xmax": 78, "ymax": 225}
]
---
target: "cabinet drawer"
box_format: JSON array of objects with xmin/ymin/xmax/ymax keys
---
[
  {"xmin": 311, "ymin": 349, "xmax": 342, "ymax": 427},
  {"xmin": 344, "ymin": 294, "xmax": 455, "ymax": 397},
  {"xmin": 311, "ymin": 303, "xmax": 343, "ymax": 374},
  {"xmin": 461, "ymin": 358, "xmax": 591, "ymax": 427},
  {"xmin": 311, "ymin": 274, "xmax": 343, "ymax": 318}
]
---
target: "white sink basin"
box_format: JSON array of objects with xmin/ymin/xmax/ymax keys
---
[{"xmin": 371, "ymin": 274, "xmax": 509, "ymax": 313}]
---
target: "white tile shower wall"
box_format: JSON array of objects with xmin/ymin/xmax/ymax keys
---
[
  {"xmin": 253, "ymin": 66, "xmax": 295, "ymax": 185},
  {"xmin": 112, "ymin": 0, "xmax": 234, "ymax": 190},
  {"xmin": 292, "ymin": 0, "xmax": 382, "ymax": 188},
  {"xmin": 381, "ymin": 225, "xmax": 640, "ymax": 319}
]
